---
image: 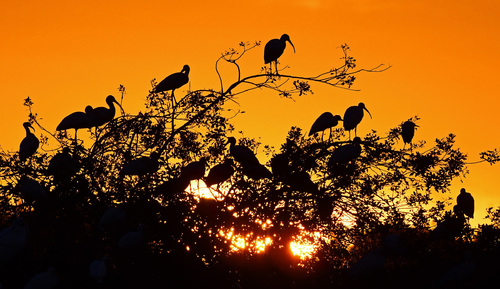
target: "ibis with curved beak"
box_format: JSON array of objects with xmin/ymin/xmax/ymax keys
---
[
  {"xmin": 343, "ymin": 103, "xmax": 372, "ymax": 139},
  {"xmin": 264, "ymin": 34, "xmax": 295, "ymax": 74}
]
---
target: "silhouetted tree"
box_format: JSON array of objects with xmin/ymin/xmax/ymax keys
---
[{"xmin": 0, "ymin": 39, "xmax": 499, "ymax": 289}]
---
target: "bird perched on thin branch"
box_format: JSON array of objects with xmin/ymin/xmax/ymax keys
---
[
  {"xmin": 121, "ymin": 152, "xmax": 160, "ymax": 176},
  {"xmin": 264, "ymin": 34, "xmax": 295, "ymax": 74},
  {"xmin": 309, "ymin": 112, "xmax": 342, "ymax": 140},
  {"xmin": 153, "ymin": 65, "xmax": 190, "ymax": 104},
  {"xmin": 401, "ymin": 120, "xmax": 418, "ymax": 145},
  {"xmin": 456, "ymin": 188, "xmax": 474, "ymax": 218},
  {"xmin": 227, "ymin": 137, "xmax": 260, "ymax": 167},
  {"xmin": 19, "ymin": 122, "xmax": 39, "ymax": 161},
  {"xmin": 93, "ymin": 95, "xmax": 123, "ymax": 128},
  {"xmin": 205, "ymin": 159, "xmax": 235, "ymax": 188},
  {"xmin": 343, "ymin": 103, "xmax": 372, "ymax": 139}
]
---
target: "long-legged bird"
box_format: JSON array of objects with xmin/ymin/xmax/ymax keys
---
[
  {"xmin": 19, "ymin": 122, "xmax": 39, "ymax": 161},
  {"xmin": 343, "ymin": 103, "xmax": 372, "ymax": 139},
  {"xmin": 264, "ymin": 34, "xmax": 295, "ymax": 74}
]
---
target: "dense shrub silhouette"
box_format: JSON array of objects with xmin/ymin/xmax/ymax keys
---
[{"xmin": 1, "ymin": 38, "xmax": 499, "ymax": 288}]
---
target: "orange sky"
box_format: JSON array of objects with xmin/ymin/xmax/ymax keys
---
[{"xmin": 1, "ymin": 0, "xmax": 499, "ymax": 226}]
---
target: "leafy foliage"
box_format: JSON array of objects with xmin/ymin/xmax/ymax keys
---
[{"xmin": 1, "ymin": 40, "xmax": 499, "ymax": 288}]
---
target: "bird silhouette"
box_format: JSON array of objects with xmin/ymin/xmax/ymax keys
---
[
  {"xmin": 401, "ymin": 120, "xmax": 418, "ymax": 145},
  {"xmin": 309, "ymin": 112, "xmax": 342, "ymax": 140},
  {"xmin": 180, "ymin": 157, "xmax": 207, "ymax": 182},
  {"xmin": 227, "ymin": 137, "xmax": 260, "ymax": 167},
  {"xmin": 19, "ymin": 122, "xmax": 39, "ymax": 161},
  {"xmin": 121, "ymin": 152, "xmax": 160, "ymax": 176},
  {"xmin": 92, "ymin": 95, "xmax": 123, "ymax": 128},
  {"xmin": 205, "ymin": 159, "xmax": 235, "ymax": 188},
  {"xmin": 153, "ymin": 65, "xmax": 190, "ymax": 104},
  {"xmin": 118, "ymin": 225, "xmax": 145, "ymax": 249},
  {"xmin": 0, "ymin": 218, "xmax": 27, "ymax": 266},
  {"xmin": 46, "ymin": 147, "xmax": 78, "ymax": 179},
  {"xmin": 456, "ymin": 188, "xmax": 474, "ymax": 218},
  {"xmin": 264, "ymin": 34, "xmax": 295, "ymax": 74},
  {"xmin": 19, "ymin": 176, "xmax": 47, "ymax": 203},
  {"xmin": 24, "ymin": 267, "xmax": 59, "ymax": 289},
  {"xmin": 343, "ymin": 103, "xmax": 372, "ymax": 139},
  {"xmin": 56, "ymin": 105, "xmax": 96, "ymax": 142},
  {"xmin": 98, "ymin": 206, "xmax": 126, "ymax": 230},
  {"xmin": 328, "ymin": 137, "xmax": 362, "ymax": 166},
  {"xmin": 89, "ymin": 257, "xmax": 107, "ymax": 284},
  {"xmin": 242, "ymin": 163, "xmax": 272, "ymax": 180}
]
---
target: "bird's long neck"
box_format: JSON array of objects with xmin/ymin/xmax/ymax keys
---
[
  {"xmin": 107, "ymin": 100, "xmax": 116, "ymax": 116},
  {"xmin": 24, "ymin": 125, "xmax": 32, "ymax": 136}
]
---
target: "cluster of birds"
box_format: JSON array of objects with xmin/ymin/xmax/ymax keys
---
[{"xmin": 9, "ymin": 33, "xmax": 437, "ymax": 287}]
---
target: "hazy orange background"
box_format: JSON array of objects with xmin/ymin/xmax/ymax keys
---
[{"xmin": 1, "ymin": 0, "xmax": 499, "ymax": 226}]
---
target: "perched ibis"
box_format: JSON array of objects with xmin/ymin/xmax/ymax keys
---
[
  {"xmin": 242, "ymin": 163, "xmax": 272, "ymax": 180},
  {"xmin": 401, "ymin": 120, "xmax": 418, "ymax": 145},
  {"xmin": 98, "ymin": 206, "xmax": 126, "ymax": 230},
  {"xmin": 19, "ymin": 176, "xmax": 47, "ymax": 203},
  {"xmin": 309, "ymin": 112, "xmax": 342, "ymax": 140},
  {"xmin": 89, "ymin": 257, "xmax": 107, "ymax": 284},
  {"xmin": 286, "ymin": 170, "xmax": 318, "ymax": 194},
  {"xmin": 343, "ymin": 103, "xmax": 372, "ymax": 139},
  {"xmin": 456, "ymin": 188, "xmax": 474, "ymax": 218},
  {"xmin": 205, "ymin": 159, "xmax": 234, "ymax": 187},
  {"xmin": 153, "ymin": 65, "xmax": 190, "ymax": 104},
  {"xmin": 227, "ymin": 137, "xmax": 260, "ymax": 167},
  {"xmin": 121, "ymin": 152, "xmax": 160, "ymax": 176},
  {"xmin": 24, "ymin": 267, "xmax": 59, "ymax": 289},
  {"xmin": 19, "ymin": 122, "xmax": 39, "ymax": 161},
  {"xmin": 47, "ymin": 147, "xmax": 78, "ymax": 179},
  {"xmin": 264, "ymin": 34, "xmax": 295, "ymax": 74},
  {"xmin": 328, "ymin": 137, "xmax": 362, "ymax": 166},
  {"xmin": 180, "ymin": 157, "xmax": 207, "ymax": 182},
  {"xmin": 93, "ymin": 95, "xmax": 123, "ymax": 128},
  {"xmin": 0, "ymin": 218, "xmax": 27, "ymax": 265},
  {"xmin": 270, "ymin": 153, "xmax": 291, "ymax": 181},
  {"xmin": 56, "ymin": 105, "xmax": 96, "ymax": 141},
  {"xmin": 118, "ymin": 224, "xmax": 145, "ymax": 249}
]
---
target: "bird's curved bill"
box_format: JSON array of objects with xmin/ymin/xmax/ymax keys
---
[
  {"xmin": 364, "ymin": 107, "xmax": 372, "ymax": 119},
  {"xmin": 288, "ymin": 40, "xmax": 296, "ymax": 53},
  {"xmin": 114, "ymin": 100, "xmax": 125, "ymax": 115}
]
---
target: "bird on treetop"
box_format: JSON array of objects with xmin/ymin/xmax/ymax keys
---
[
  {"xmin": 343, "ymin": 103, "xmax": 372, "ymax": 140},
  {"xmin": 19, "ymin": 122, "xmax": 39, "ymax": 162},
  {"xmin": 264, "ymin": 34, "xmax": 295, "ymax": 74}
]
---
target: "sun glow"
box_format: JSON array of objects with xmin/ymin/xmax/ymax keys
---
[
  {"xmin": 289, "ymin": 225, "xmax": 323, "ymax": 260},
  {"xmin": 186, "ymin": 181, "xmax": 325, "ymax": 260}
]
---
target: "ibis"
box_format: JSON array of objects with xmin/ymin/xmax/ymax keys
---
[
  {"xmin": 401, "ymin": 120, "xmax": 418, "ymax": 145},
  {"xmin": 264, "ymin": 34, "xmax": 295, "ymax": 74},
  {"xmin": 56, "ymin": 105, "xmax": 96, "ymax": 141},
  {"xmin": 89, "ymin": 257, "xmax": 107, "ymax": 283},
  {"xmin": 343, "ymin": 103, "xmax": 372, "ymax": 139},
  {"xmin": 153, "ymin": 65, "xmax": 190, "ymax": 104},
  {"xmin": 19, "ymin": 176, "xmax": 47, "ymax": 203},
  {"xmin": 309, "ymin": 112, "xmax": 342, "ymax": 140},
  {"xmin": 242, "ymin": 163, "xmax": 272, "ymax": 180},
  {"xmin": 205, "ymin": 159, "xmax": 235, "ymax": 187},
  {"xmin": 0, "ymin": 217, "xmax": 27, "ymax": 265},
  {"xmin": 24, "ymin": 267, "xmax": 59, "ymax": 289},
  {"xmin": 121, "ymin": 152, "xmax": 160, "ymax": 176},
  {"xmin": 98, "ymin": 206, "xmax": 126, "ymax": 230},
  {"xmin": 227, "ymin": 137, "xmax": 260, "ymax": 167},
  {"xmin": 19, "ymin": 122, "xmax": 39, "ymax": 161},
  {"xmin": 93, "ymin": 95, "xmax": 123, "ymax": 128},
  {"xmin": 47, "ymin": 147, "xmax": 78, "ymax": 179},
  {"xmin": 180, "ymin": 157, "xmax": 207, "ymax": 182},
  {"xmin": 118, "ymin": 224, "xmax": 145, "ymax": 249},
  {"xmin": 456, "ymin": 188, "xmax": 474, "ymax": 218},
  {"xmin": 328, "ymin": 137, "xmax": 362, "ymax": 166}
]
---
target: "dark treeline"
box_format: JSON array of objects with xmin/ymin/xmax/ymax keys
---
[{"xmin": 1, "ymin": 36, "xmax": 500, "ymax": 288}]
